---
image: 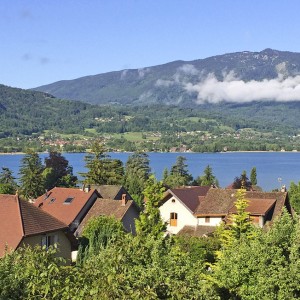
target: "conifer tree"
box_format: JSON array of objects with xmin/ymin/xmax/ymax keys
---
[{"xmin": 250, "ymin": 167, "xmax": 257, "ymax": 186}]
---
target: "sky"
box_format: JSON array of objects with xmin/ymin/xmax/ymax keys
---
[{"xmin": 1, "ymin": 0, "xmax": 300, "ymax": 90}]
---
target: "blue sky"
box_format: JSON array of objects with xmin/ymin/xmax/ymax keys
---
[{"xmin": 1, "ymin": 0, "xmax": 300, "ymax": 89}]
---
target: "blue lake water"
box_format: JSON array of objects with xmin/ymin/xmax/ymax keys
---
[{"xmin": 1, "ymin": 152, "xmax": 299, "ymax": 192}]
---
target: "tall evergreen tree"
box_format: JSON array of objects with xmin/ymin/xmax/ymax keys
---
[
  {"xmin": 44, "ymin": 151, "xmax": 77, "ymax": 189},
  {"xmin": 194, "ymin": 165, "xmax": 218, "ymax": 186},
  {"xmin": 19, "ymin": 150, "xmax": 45, "ymax": 200},
  {"xmin": 250, "ymin": 167, "xmax": 257, "ymax": 186},
  {"xmin": 81, "ymin": 142, "xmax": 124, "ymax": 185},
  {"xmin": 123, "ymin": 152, "xmax": 151, "ymax": 207},
  {"xmin": 0, "ymin": 167, "xmax": 18, "ymax": 194}
]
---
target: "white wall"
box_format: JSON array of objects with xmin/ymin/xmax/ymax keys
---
[
  {"xmin": 159, "ymin": 196, "xmax": 197, "ymax": 234},
  {"xmin": 197, "ymin": 216, "xmax": 223, "ymax": 226}
]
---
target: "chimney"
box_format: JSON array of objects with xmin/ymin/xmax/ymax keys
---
[
  {"xmin": 281, "ymin": 185, "xmax": 287, "ymax": 192},
  {"xmin": 121, "ymin": 194, "xmax": 127, "ymax": 206},
  {"xmin": 84, "ymin": 185, "xmax": 90, "ymax": 193}
]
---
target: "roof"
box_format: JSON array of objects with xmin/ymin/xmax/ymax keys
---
[
  {"xmin": 75, "ymin": 199, "xmax": 136, "ymax": 236},
  {"xmin": 163, "ymin": 186, "xmax": 211, "ymax": 213},
  {"xmin": 177, "ymin": 225, "xmax": 216, "ymax": 237},
  {"xmin": 195, "ymin": 189, "xmax": 289, "ymax": 223},
  {"xmin": 90, "ymin": 185, "xmax": 131, "ymax": 200},
  {"xmin": 0, "ymin": 194, "xmax": 68, "ymax": 256},
  {"xmin": 34, "ymin": 187, "xmax": 99, "ymax": 226},
  {"xmin": 229, "ymin": 198, "xmax": 276, "ymax": 216}
]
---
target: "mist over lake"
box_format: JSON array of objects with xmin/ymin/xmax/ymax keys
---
[{"xmin": 1, "ymin": 152, "xmax": 299, "ymax": 192}]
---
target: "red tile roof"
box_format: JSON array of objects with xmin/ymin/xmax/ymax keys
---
[
  {"xmin": 163, "ymin": 186, "xmax": 211, "ymax": 213},
  {"xmin": 0, "ymin": 194, "xmax": 68, "ymax": 256},
  {"xmin": 34, "ymin": 187, "xmax": 99, "ymax": 226}
]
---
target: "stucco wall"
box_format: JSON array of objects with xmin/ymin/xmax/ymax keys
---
[
  {"xmin": 122, "ymin": 206, "xmax": 140, "ymax": 235},
  {"xmin": 197, "ymin": 216, "xmax": 223, "ymax": 226},
  {"xmin": 159, "ymin": 196, "xmax": 197, "ymax": 234},
  {"xmin": 20, "ymin": 230, "xmax": 72, "ymax": 264}
]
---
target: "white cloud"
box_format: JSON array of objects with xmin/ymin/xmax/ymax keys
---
[
  {"xmin": 184, "ymin": 72, "xmax": 300, "ymax": 103},
  {"xmin": 120, "ymin": 69, "xmax": 128, "ymax": 79},
  {"xmin": 138, "ymin": 67, "xmax": 150, "ymax": 78},
  {"xmin": 177, "ymin": 64, "xmax": 199, "ymax": 76},
  {"xmin": 155, "ymin": 79, "xmax": 175, "ymax": 87}
]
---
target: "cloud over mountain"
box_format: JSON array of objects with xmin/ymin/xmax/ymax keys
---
[{"xmin": 184, "ymin": 72, "xmax": 300, "ymax": 103}]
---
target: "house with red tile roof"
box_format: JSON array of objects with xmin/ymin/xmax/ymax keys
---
[
  {"xmin": 34, "ymin": 187, "xmax": 100, "ymax": 232},
  {"xmin": 0, "ymin": 194, "xmax": 73, "ymax": 262},
  {"xmin": 159, "ymin": 186, "xmax": 211, "ymax": 234},
  {"xmin": 159, "ymin": 187, "xmax": 293, "ymax": 236}
]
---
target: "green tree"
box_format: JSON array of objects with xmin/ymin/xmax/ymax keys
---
[
  {"xmin": 250, "ymin": 166, "xmax": 257, "ymax": 186},
  {"xmin": 19, "ymin": 150, "xmax": 45, "ymax": 200},
  {"xmin": 44, "ymin": 151, "xmax": 77, "ymax": 189},
  {"xmin": 81, "ymin": 142, "xmax": 124, "ymax": 185},
  {"xmin": 163, "ymin": 156, "xmax": 193, "ymax": 188},
  {"xmin": 123, "ymin": 152, "xmax": 151, "ymax": 207},
  {"xmin": 0, "ymin": 167, "xmax": 18, "ymax": 194},
  {"xmin": 135, "ymin": 175, "xmax": 166, "ymax": 238},
  {"xmin": 194, "ymin": 165, "xmax": 218, "ymax": 186},
  {"xmin": 289, "ymin": 181, "xmax": 300, "ymax": 214},
  {"xmin": 232, "ymin": 170, "xmax": 252, "ymax": 190},
  {"xmin": 77, "ymin": 216, "xmax": 125, "ymax": 265}
]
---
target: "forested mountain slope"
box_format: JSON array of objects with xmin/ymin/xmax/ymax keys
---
[{"xmin": 33, "ymin": 49, "xmax": 300, "ymax": 105}]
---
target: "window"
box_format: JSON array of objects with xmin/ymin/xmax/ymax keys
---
[
  {"xmin": 41, "ymin": 234, "xmax": 58, "ymax": 249},
  {"xmin": 205, "ymin": 216, "xmax": 210, "ymax": 223},
  {"xmin": 64, "ymin": 197, "xmax": 74, "ymax": 204},
  {"xmin": 170, "ymin": 212, "xmax": 178, "ymax": 226}
]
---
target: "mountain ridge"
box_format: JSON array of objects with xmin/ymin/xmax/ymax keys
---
[{"xmin": 33, "ymin": 48, "xmax": 300, "ymax": 106}]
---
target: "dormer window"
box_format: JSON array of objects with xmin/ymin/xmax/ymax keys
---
[{"xmin": 64, "ymin": 197, "xmax": 74, "ymax": 204}]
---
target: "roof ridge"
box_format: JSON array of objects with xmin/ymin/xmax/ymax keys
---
[{"xmin": 16, "ymin": 195, "xmax": 25, "ymax": 238}]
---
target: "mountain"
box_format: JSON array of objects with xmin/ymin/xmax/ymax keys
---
[{"xmin": 33, "ymin": 49, "xmax": 300, "ymax": 105}]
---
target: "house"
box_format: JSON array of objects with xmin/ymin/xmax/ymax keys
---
[
  {"xmin": 159, "ymin": 186, "xmax": 211, "ymax": 234},
  {"xmin": 159, "ymin": 187, "xmax": 293, "ymax": 236},
  {"xmin": 0, "ymin": 194, "xmax": 73, "ymax": 262},
  {"xmin": 34, "ymin": 187, "xmax": 100, "ymax": 232},
  {"xmin": 90, "ymin": 185, "xmax": 133, "ymax": 201},
  {"xmin": 75, "ymin": 194, "xmax": 140, "ymax": 236}
]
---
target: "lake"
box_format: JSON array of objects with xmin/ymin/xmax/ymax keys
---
[{"xmin": 0, "ymin": 152, "xmax": 299, "ymax": 192}]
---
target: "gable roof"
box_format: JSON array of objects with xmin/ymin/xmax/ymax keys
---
[
  {"xmin": 34, "ymin": 187, "xmax": 99, "ymax": 226},
  {"xmin": 195, "ymin": 189, "xmax": 290, "ymax": 223},
  {"xmin": 75, "ymin": 199, "xmax": 137, "ymax": 236},
  {"xmin": 90, "ymin": 185, "xmax": 132, "ymax": 200},
  {"xmin": 163, "ymin": 186, "xmax": 211, "ymax": 213},
  {"xmin": 0, "ymin": 194, "xmax": 68, "ymax": 256}
]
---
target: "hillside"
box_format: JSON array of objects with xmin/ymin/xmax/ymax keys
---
[{"xmin": 33, "ymin": 49, "xmax": 300, "ymax": 105}]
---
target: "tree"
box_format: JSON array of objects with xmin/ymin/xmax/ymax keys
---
[
  {"xmin": 194, "ymin": 165, "xmax": 218, "ymax": 186},
  {"xmin": 123, "ymin": 152, "xmax": 151, "ymax": 207},
  {"xmin": 135, "ymin": 175, "xmax": 166, "ymax": 238},
  {"xmin": 0, "ymin": 167, "xmax": 18, "ymax": 194},
  {"xmin": 232, "ymin": 170, "xmax": 252, "ymax": 190},
  {"xmin": 163, "ymin": 156, "xmax": 193, "ymax": 188},
  {"xmin": 289, "ymin": 181, "xmax": 300, "ymax": 214},
  {"xmin": 81, "ymin": 142, "xmax": 124, "ymax": 185},
  {"xmin": 44, "ymin": 151, "xmax": 77, "ymax": 189},
  {"xmin": 250, "ymin": 167, "xmax": 257, "ymax": 186},
  {"xmin": 19, "ymin": 150, "xmax": 45, "ymax": 200}
]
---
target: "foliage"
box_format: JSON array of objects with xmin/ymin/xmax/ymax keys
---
[
  {"xmin": 289, "ymin": 181, "xmax": 300, "ymax": 214},
  {"xmin": 19, "ymin": 150, "xmax": 45, "ymax": 200},
  {"xmin": 135, "ymin": 175, "xmax": 166, "ymax": 238},
  {"xmin": 0, "ymin": 167, "xmax": 18, "ymax": 194},
  {"xmin": 194, "ymin": 165, "xmax": 219, "ymax": 186},
  {"xmin": 123, "ymin": 152, "xmax": 151, "ymax": 207},
  {"xmin": 81, "ymin": 141, "xmax": 124, "ymax": 185},
  {"xmin": 250, "ymin": 166, "xmax": 258, "ymax": 186},
  {"xmin": 232, "ymin": 170, "xmax": 252, "ymax": 190},
  {"xmin": 163, "ymin": 156, "xmax": 193, "ymax": 188},
  {"xmin": 77, "ymin": 216, "xmax": 125, "ymax": 265},
  {"xmin": 44, "ymin": 151, "xmax": 77, "ymax": 189}
]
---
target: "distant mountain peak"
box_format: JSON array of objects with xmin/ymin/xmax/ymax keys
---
[{"xmin": 33, "ymin": 49, "xmax": 300, "ymax": 106}]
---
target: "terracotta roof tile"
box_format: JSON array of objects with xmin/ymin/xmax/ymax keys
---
[
  {"xmin": 34, "ymin": 187, "xmax": 99, "ymax": 226},
  {"xmin": 165, "ymin": 186, "xmax": 211, "ymax": 213},
  {"xmin": 0, "ymin": 194, "xmax": 68, "ymax": 256}
]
